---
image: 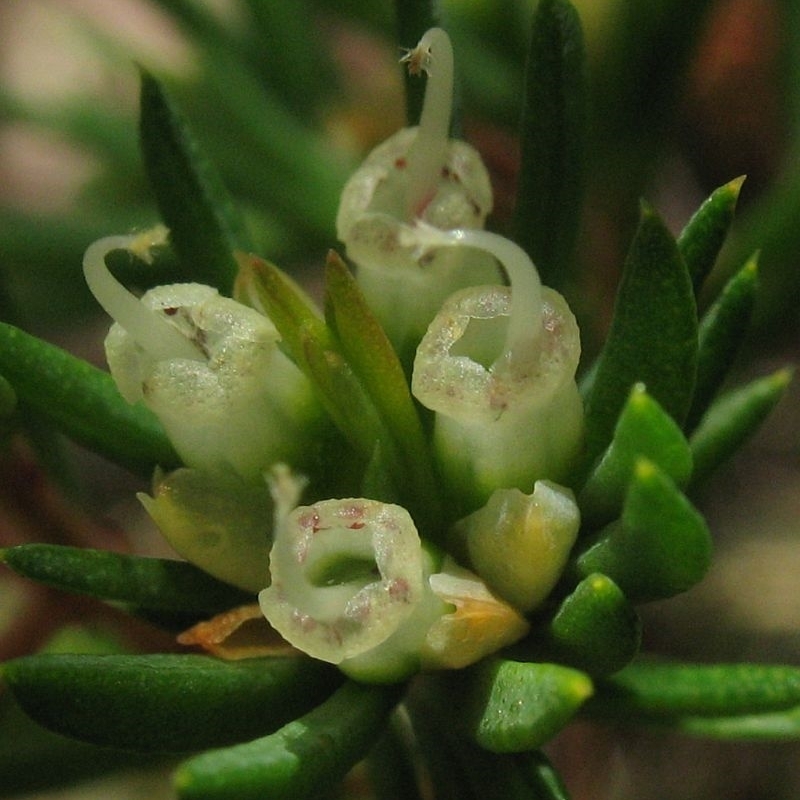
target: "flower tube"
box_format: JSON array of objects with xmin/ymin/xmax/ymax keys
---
[
  {"xmin": 411, "ymin": 225, "xmax": 583, "ymax": 515},
  {"xmin": 259, "ymin": 469, "xmax": 528, "ymax": 683},
  {"xmin": 83, "ymin": 227, "xmax": 319, "ymax": 480},
  {"xmin": 336, "ymin": 28, "xmax": 499, "ymax": 360}
]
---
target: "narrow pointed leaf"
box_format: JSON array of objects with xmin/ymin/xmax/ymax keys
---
[
  {"xmin": 448, "ymin": 658, "xmax": 593, "ymax": 753},
  {"xmin": 325, "ymin": 252, "xmax": 441, "ymax": 529},
  {"xmin": 520, "ymin": 573, "xmax": 641, "ymax": 677},
  {"xmin": 0, "ymin": 322, "xmax": 179, "ymax": 476},
  {"xmin": 677, "ymin": 176, "xmax": 745, "ymax": 291},
  {"xmin": 588, "ymin": 661, "xmax": 800, "ymax": 719},
  {"xmin": 576, "ymin": 459, "xmax": 711, "ymax": 602},
  {"xmin": 517, "ymin": 751, "xmax": 572, "ymax": 800},
  {"xmin": 579, "ymin": 383, "xmax": 692, "ymax": 527},
  {"xmin": 686, "ymin": 254, "xmax": 759, "ymax": 431},
  {"xmin": 242, "ymin": 253, "xmax": 426, "ymax": 501},
  {"xmin": 240, "ymin": 254, "xmax": 381, "ymax": 458},
  {"xmin": 582, "ymin": 203, "xmax": 697, "ymax": 465},
  {"xmin": 139, "ymin": 70, "xmax": 249, "ymax": 295},
  {"xmin": 689, "ymin": 368, "xmax": 792, "ymax": 488},
  {"xmin": 175, "ymin": 681, "xmax": 402, "ymax": 800},
  {"xmin": 300, "ymin": 332, "xmax": 387, "ymax": 460},
  {"xmin": 236, "ymin": 252, "xmax": 330, "ymax": 366},
  {"xmin": 513, "ymin": 0, "xmax": 586, "ymax": 288},
  {"xmin": 674, "ymin": 706, "xmax": 800, "ymax": 740},
  {"xmin": 0, "ymin": 544, "xmax": 252, "ymax": 622},
  {"xmin": 2, "ymin": 654, "xmax": 341, "ymax": 752}
]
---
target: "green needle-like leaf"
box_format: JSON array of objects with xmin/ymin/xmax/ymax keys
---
[
  {"xmin": 520, "ymin": 573, "xmax": 641, "ymax": 677},
  {"xmin": 236, "ymin": 253, "xmax": 330, "ymax": 365},
  {"xmin": 1, "ymin": 544, "xmax": 253, "ymax": 623},
  {"xmin": 677, "ymin": 176, "xmax": 745, "ymax": 292},
  {"xmin": 588, "ymin": 661, "xmax": 800, "ymax": 719},
  {"xmin": 324, "ymin": 252, "xmax": 441, "ymax": 531},
  {"xmin": 582, "ymin": 203, "xmax": 698, "ymax": 465},
  {"xmin": 447, "ymin": 658, "xmax": 593, "ymax": 753},
  {"xmin": 673, "ymin": 706, "xmax": 800, "ymax": 741},
  {"xmin": 240, "ymin": 254, "xmax": 382, "ymax": 459},
  {"xmin": 139, "ymin": 70, "xmax": 249, "ymax": 295},
  {"xmin": 2, "ymin": 654, "xmax": 342, "ymax": 753},
  {"xmin": 516, "ymin": 751, "xmax": 573, "ymax": 800},
  {"xmin": 576, "ymin": 459, "xmax": 711, "ymax": 602},
  {"xmin": 579, "ymin": 383, "xmax": 693, "ymax": 527},
  {"xmin": 689, "ymin": 368, "xmax": 793, "ymax": 488},
  {"xmin": 513, "ymin": 0, "xmax": 586, "ymax": 288},
  {"xmin": 0, "ymin": 322, "xmax": 179, "ymax": 476},
  {"xmin": 686, "ymin": 253, "xmax": 760, "ymax": 431},
  {"xmin": 175, "ymin": 681, "xmax": 402, "ymax": 800}
]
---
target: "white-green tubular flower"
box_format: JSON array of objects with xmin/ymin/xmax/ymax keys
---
[
  {"xmin": 83, "ymin": 227, "xmax": 319, "ymax": 480},
  {"xmin": 336, "ymin": 28, "xmax": 499, "ymax": 359},
  {"xmin": 259, "ymin": 470, "xmax": 528, "ymax": 683},
  {"xmin": 411, "ymin": 225, "xmax": 584, "ymax": 514},
  {"xmin": 449, "ymin": 481, "xmax": 580, "ymax": 613}
]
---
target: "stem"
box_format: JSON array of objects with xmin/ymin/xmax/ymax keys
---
[
  {"xmin": 402, "ymin": 28, "xmax": 454, "ymax": 219},
  {"xmin": 408, "ymin": 224, "xmax": 543, "ymax": 372},
  {"xmin": 83, "ymin": 231, "xmax": 203, "ymax": 362}
]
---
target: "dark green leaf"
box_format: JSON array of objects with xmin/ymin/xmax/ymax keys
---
[
  {"xmin": 686, "ymin": 253, "xmax": 759, "ymax": 431},
  {"xmin": 578, "ymin": 383, "xmax": 692, "ymax": 527},
  {"xmin": 2, "ymin": 654, "xmax": 341, "ymax": 753},
  {"xmin": 689, "ymin": 368, "xmax": 792, "ymax": 488},
  {"xmin": 0, "ymin": 693, "xmax": 156, "ymax": 797},
  {"xmin": 0, "ymin": 322, "xmax": 178, "ymax": 476},
  {"xmin": 0, "ymin": 373, "xmax": 16, "ymax": 419},
  {"xmin": 366, "ymin": 716, "xmax": 425, "ymax": 800},
  {"xmin": 139, "ymin": 70, "xmax": 249, "ymax": 295},
  {"xmin": 582, "ymin": 203, "xmax": 698, "ymax": 466},
  {"xmin": 672, "ymin": 706, "xmax": 800, "ymax": 741},
  {"xmin": 0, "ymin": 544, "xmax": 252, "ymax": 623},
  {"xmin": 515, "ymin": 751, "xmax": 572, "ymax": 800},
  {"xmin": 242, "ymin": 0, "xmax": 336, "ymax": 120},
  {"xmin": 519, "ymin": 573, "xmax": 641, "ymax": 677},
  {"xmin": 576, "ymin": 459, "xmax": 711, "ymax": 602},
  {"xmin": 677, "ymin": 176, "xmax": 745, "ymax": 292},
  {"xmin": 588, "ymin": 661, "xmax": 800, "ymax": 719},
  {"xmin": 513, "ymin": 0, "xmax": 586, "ymax": 288},
  {"xmin": 447, "ymin": 658, "xmax": 593, "ymax": 753},
  {"xmin": 174, "ymin": 680, "xmax": 402, "ymax": 800}
]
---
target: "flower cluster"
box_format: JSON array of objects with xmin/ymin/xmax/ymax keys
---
[{"xmin": 83, "ymin": 28, "xmax": 583, "ymax": 683}]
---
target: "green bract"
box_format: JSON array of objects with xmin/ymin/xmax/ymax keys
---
[{"xmin": 0, "ymin": 3, "xmax": 795, "ymax": 800}]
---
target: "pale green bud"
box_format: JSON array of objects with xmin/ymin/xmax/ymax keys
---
[{"xmin": 449, "ymin": 481, "xmax": 580, "ymax": 612}]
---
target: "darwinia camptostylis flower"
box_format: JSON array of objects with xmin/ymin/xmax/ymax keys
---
[
  {"xmin": 336, "ymin": 27, "xmax": 500, "ymax": 363},
  {"xmin": 81, "ymin": 28, "xmax": 585, "ymax": 682}
]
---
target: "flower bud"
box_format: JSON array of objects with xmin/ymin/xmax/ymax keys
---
[
  {"xmin": 139, "ymin": 466, "xmax": 275, "ymax": 592},
  {"xmin": 449, "ymin": 481, "xmax": 580, "ymax": 612}
]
